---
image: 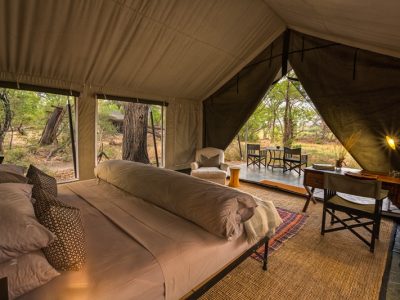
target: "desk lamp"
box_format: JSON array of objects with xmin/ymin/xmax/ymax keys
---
[{"xmin": 386, "ymin": 136, "xmax": 397, "ymax": 150}]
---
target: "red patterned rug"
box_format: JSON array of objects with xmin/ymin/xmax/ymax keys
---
[{"xmin": 251, "ymin": 207, "xmax": 308, "ymax": 261}]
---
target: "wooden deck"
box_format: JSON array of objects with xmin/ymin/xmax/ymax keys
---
[
  {"xmin": 230, "ymin": 162, "xmax": 400, "ymax": 218},
  {"xmin": 234, "ymin": 163, "xmax": 307, "ymax": 196}
]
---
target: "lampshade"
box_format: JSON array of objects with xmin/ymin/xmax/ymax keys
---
[{"xmin": 386, "ymin": 135, "xmax": 396, "ymax": 150}]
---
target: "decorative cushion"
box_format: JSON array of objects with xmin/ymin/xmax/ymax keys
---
[
  {"xmin": 191, "ymin": 167, "xmax": 227, "ymax": 179},
  {"xmin": 0, "ymin": 164, "xmax": 25, "ymax": 176},
  {"xmin": 34, "ymin": 189, "xmax": 86, "ymax": 271},
  {"xmin": 0, "ymin": 183, "xmax": 54, "ymax": 262},
  {"xmin": 0, "ymin": 171, "xmax": 28, "ymax": 184},
  {"xmin": 0, "ymin": 251, "xmax": 59, "ymax": 299},
  {"xmin": 199, "ymin": 154, "xmax": 220, "ymax": 168},
  {"xmin": 0, "ymin": 183, "xmax": 54, "ymax": 263},
  {"xmin": 26, "ymin": 165, "xmax": 57, "ymax": 198}
]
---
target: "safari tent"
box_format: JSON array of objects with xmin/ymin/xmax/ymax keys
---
[
  {"xmin": 1, "ymin": 0, "xmax": 399, "ymax": 177},
  {"xmin": 0, "ymin": 1, "xmax": 399, "ymax": 299}
]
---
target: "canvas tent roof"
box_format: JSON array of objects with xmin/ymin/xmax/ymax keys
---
[{"xmin": 0, "ymin": 0, "xmax": 399, "ymax": 173}]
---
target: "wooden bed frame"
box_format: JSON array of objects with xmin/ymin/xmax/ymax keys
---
[
  {"xmin": 0, "ymin": 277, "xmax": 8, "ymax": 300},
  {"xmin": 0, "ymin": 237, "xmax": 269, "ymax": 300},
  {"xmin": 186, "ymin": 235, "xmax": 270, "ymax": 299}
]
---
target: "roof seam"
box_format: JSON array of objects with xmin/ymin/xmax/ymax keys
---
[{"xmin": 262, "ymin": 0, "xmax": 287, "ymax": 28}]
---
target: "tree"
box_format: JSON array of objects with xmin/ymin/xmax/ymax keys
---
[
  {"xmin": 0, "ymin": 90, "xmax": 12, "ymax": 153},
  {"xmin": 122, "ymin": 102, "xmax": 150, "ymax": 163},
  {"xmin": 283, "ymin": 79, "xmax": 292, "ymax": 146},
  {"xmin": 39, "ymin": 106, "xmax": 65, "ymax": 145}
]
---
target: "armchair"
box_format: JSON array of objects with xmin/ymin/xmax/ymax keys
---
[{"xmin": 190, "ymin": 147, "xmax": 228, "ymax": 185}]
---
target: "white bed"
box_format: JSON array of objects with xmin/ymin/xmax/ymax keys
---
[{"xmin": 16, "ymin": 161, "xmax": 282, "ymax": 300}]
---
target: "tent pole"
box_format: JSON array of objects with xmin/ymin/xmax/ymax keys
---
[
  {"xmin": 67, "ymin": 96, "xmax": 77, "ymax": 178},
  {"xmin": 237, "ymin": 135, "xmax": 243, "ymax": 161},
  {"xmin": 245, "ymin": 122, "xmax": 248, "ymax": 159},
  {"xmin": 282, "ymin": 30, "xmax": 291, "ymax": 76},
  {"xmin": 150, "ymin": 108, "xmax": 159, "ymax": 167},
  {"xmin": 161, "ymin": 104, "xmax": 164, "ymax": 167}
]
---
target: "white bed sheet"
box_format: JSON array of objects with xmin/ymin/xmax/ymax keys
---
[{"xmin": 18, "ymin": 185, "xmax": 164, "ymax": 300}]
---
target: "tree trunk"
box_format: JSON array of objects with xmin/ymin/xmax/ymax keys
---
[
  {"xmin": 271, "ymin": 114, "xmax": 276, "ymax": 144},
  {"xmin": 122, "ymin": 102, "xmax": 150, "ymax": 163},
  {"xmin": 39, "ymin": 106, "xmax": 65, "ymax": 146},
  {"xmin": 283, "ymin": 80, "xmax": 292, "ymax": 147},
  {"xmin": 0, "ymin": 91, "xmax": 12, "ymax": 153}
]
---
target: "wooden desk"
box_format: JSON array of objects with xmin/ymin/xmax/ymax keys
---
[{"xmin": 302, "ymin": 167, "xmax": 400, "ymax": 213}]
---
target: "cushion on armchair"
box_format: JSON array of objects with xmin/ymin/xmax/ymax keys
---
[
  {"xmin": 199, "ymin": 154, "xmax": 220, "ymax": 168},
  {"xmin": 191, "ymin": 167, "xmax": 226, "ymax": 179}
]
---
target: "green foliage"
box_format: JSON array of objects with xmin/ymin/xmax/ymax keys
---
[
  {"xmin": 150, "ymin": 105, "xmax": 162, "ymax": 126},
  {"xmin": 6, "ymin": 147, "xmax": 27, "ymax": 162},
  {"xmin": 238, "ymin": 75, "xmax": 315, "ymax": 145},
  {"xmin": 98, "ymin": 100, "xmax": 121, "ymax": 136}
]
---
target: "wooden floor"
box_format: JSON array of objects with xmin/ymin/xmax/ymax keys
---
[{"xmin": 201, "ymin": 182, "xmax": 395, "ymax": 300}]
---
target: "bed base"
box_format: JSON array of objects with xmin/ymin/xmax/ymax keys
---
[{"xmin": 186, "ymin": 235, "xmax": 269, "ymax": 299}]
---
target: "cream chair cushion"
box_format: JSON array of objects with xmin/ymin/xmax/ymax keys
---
[{"xmin": 190, "ymin": 148, "xmax": 228, "ymax": 185}]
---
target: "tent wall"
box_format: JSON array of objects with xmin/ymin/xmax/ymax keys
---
[
  {"xmin": 165, "ymin": 99, "xmax": 202, "ymax": 170},
  {"xmin": 77, "ymin": 89, "xmax": 97, "ymax": 180},
  {"xmin": 289, "ymin": 31, "xmax": 400, "ymax": 173},
  {"xmin": 203, "ymin": 34, "xmax": 283, "ymax": 150}
]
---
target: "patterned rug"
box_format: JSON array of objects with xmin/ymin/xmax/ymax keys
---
[{"xmin": 251, "ymin": 207, "xmax": 308, "ymax": 261}]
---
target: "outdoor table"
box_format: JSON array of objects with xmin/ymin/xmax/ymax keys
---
[{"xmin": 265, "ymin": 147, "xmax": 284, "ymax": 170}]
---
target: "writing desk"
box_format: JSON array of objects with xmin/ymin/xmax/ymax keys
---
[{"xmin": 302, "ymin": 167, "xmax": 400, "ymax": 213}]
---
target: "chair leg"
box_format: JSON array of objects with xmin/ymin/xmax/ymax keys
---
[
  {"xmin": 321, "ymin": 207, "xmax": 327, "ymax": 235},
  {"xmin": 370, "ymin": 223, "xmax": 376, "ymax": 253},
  {"xmin": 376, "ymin": 216, "xmax": 381, "ymax": 240},
  {"xmin": 330, "ymin": 210, "xmax": 335, "ymax": 225}
]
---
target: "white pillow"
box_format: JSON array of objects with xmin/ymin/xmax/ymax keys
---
[
  {"xmin": 0, "ymin": 183, "xmax": 54, "ymax": 263},
  {"xmin": 0, "ymin": 164, "xmax": 25, "ymax": 176},
  {"xmin": 0, "ymin": 251, "xmax": 59, "ymax": 299}
]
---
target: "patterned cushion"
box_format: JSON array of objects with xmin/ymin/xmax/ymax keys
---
[
  {"xmin": 199, "ymin": 154, "xmax": 220, "ymax": 168},
  {"xmin": 34, "ymin": 189, "xmax": 86, "ymax": 271},
  {"xmin": 26, "ymin": 165, "xmax": 57, "ymax": 198}
]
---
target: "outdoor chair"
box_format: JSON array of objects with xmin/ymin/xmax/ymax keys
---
[
  {"xmin": 246, "ymin": 144, "xmax": 267, "ymax": 168},
  {"xmin": 190, "ymin": 147, "xmax": 228, "ymax": 185},
  {"xmin": 321, "ymin": 173, "xmax": 386, "ymax": 253},
  {"xmin": 283, "ymin": 147, "xmax": 308, "ymax": 175}
]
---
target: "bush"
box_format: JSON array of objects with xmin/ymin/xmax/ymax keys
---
[{"xmin": 5, "ymin": 147, "xmax": 28, "ymax": 164}]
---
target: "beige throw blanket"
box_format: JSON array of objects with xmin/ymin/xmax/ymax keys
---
[{"xmin": 244, "ymin": 197, "xmax": 283, "ymax": 244}]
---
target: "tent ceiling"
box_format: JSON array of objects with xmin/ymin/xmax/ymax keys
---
[
  {"xmin": 0, "ymin": 0, "xmax": 284, "ymax": 101},
  {"xmin": 0, "ymin": 0, "xmax": 399, "ymax": 101},
  {"xmin": 264, "ymin": 0, "xmax": 400, "ymax": 60}
]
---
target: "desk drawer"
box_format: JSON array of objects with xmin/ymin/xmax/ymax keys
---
[{"xmin": 304, "ymin": 171, "xmax": 324, "ymax": 188}]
